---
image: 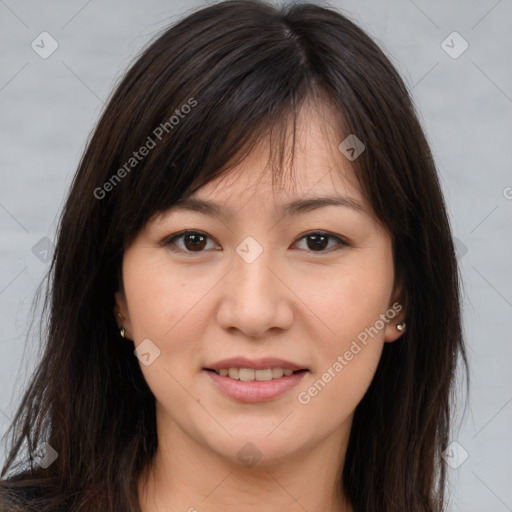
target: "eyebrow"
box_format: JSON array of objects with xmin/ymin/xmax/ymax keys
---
[{"xmin": 170, "ymin": 194, "xmax": 368, "ymax": 217}]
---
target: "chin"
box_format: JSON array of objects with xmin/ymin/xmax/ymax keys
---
[{"xmin": 200, "ymin": 427, "xmax": 309, "ymax": 469}]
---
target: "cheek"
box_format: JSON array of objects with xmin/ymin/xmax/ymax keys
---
[
  {"xmin": 123, "ymin": 251, "xmax": 211, "ymax": 343},
  {"xmin": 298, "ymin": 249, "xmax": 393, "ymax": 410},
  {"xmin": 303, "ymin": 253, "xmax": 395, "ymax": 349},
  {"xmin": 299, "ymin": 343, "xmax": 382, "ymax": 433},
  {"xmin": 294, "ymin": 285, "xmax": 386, "ymax": 437},
  {"xmin": 123, "ymin": 252, "xmax": 211, "ymax": 407}
]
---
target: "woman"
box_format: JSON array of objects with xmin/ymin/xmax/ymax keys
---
[{"xmin": 0, "ymin": 1, "xmax": 469, "ymax": 511}]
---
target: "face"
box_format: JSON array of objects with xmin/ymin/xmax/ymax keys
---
[{"xmin": 115, "ymin": 101, "xmax": 405, "ymax": 468}]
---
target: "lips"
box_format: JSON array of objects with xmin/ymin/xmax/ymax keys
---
[
  {"xmin": 205, "ymin": 356, "xmax": 307, "ymax": 372},
  {"xmin": 203, "ymin": 356, "xmax": 309, "ymax": 402},
  {"xmin": 205, "ymin": 368, "xmax": 307, "ymax": 402}
]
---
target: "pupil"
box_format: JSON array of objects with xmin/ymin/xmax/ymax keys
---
[
  {"xmin": 185, "ymin": 234, "xmax": 206, "ymax": 251},
  {"xmin": 308, "ymin": 234, "xmax": 328, "ymax": 251}
]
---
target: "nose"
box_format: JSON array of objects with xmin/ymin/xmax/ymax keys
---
[{"xmin": 215, "ymin": 242, "xmax": 294, "ymax": 338}]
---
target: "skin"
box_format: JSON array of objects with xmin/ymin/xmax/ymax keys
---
[{"xmin": 115, "ymin": 100, "xmax": 406, "ymax": 512}]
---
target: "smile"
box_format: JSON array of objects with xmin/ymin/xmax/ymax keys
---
[{"xmin": 204, "ymin": 368, "xmax": 308, "ymax": 402}]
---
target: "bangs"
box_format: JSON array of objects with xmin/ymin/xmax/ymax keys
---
[{"xmin": 99, "ymin": 7, "xmax": 325, "ymax": 248}]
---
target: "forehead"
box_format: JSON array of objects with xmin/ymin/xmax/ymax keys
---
[
  {"xmin": 151, "ymin": 96, "xmax": 378, "ymax": 228},
  {"xmin": 187, "ymin": 101, "xmax": 363, "ymax": 207},
  {"xmin": 171, "ymin": 160, "xmax": 369, "ymax": 222}
]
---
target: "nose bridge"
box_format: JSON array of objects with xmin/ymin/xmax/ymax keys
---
[
  {"xmin": 232, "ymin": 235, "xmax": 278, "ymax": 303},
  {"xmin": 217, "ymin": 234, "xmax": 292, "ymax": 336}
]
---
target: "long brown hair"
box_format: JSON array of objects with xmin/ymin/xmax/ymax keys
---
[{"xmin": 1, "ymin": 1, "xmax": 469, "ymax": 510}]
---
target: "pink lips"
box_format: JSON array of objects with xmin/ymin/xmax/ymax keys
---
[
  {"xmin": 205, "ymin": 370, "xmax": 307, "ymax": 402},
  {"xmin": 204, "ymin": 356, "xmax": 308, "ymax": 403}
]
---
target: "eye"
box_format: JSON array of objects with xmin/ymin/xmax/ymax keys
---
[
  {"xmin": 163, "ymin": 230, "xmax": 220, "ymax": 253},
  {"xmin": 293, "ymin": 231, "xmax": 348, "ymax": 253},
  {"xmin": 163, "ymin": 230, "xmax": 348, "ymax": 254}
]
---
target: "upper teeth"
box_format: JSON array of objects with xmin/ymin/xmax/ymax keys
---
[{"xmin": 215, "ymin": 368, "xmax": 295, "ymax": 381}]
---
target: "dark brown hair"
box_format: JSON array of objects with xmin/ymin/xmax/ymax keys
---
[{"xmin": 1, "ymin": 1, "xmax": 469, "ymax": 510}]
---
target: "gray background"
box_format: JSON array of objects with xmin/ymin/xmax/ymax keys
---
[{"xmin": 1, "ymin": 0, "xmax": 511, "ymax": 510}]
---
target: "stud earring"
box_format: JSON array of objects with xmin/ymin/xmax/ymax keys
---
[{"xmin": 396, "ymin": 321, "xmax": 406, "ymax": 331}]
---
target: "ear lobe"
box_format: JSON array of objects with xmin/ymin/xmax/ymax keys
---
[
  {"xmin": 114, "ymin": 291, "xmax": 132, "ymax": 337},
  {"xmin": 384, "ymin": 278, "xmax": 407, "ymax": 343}
]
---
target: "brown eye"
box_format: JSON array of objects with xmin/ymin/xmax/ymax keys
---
[
  {"xmin": 165, "ymin": 231, "xmax": 218, "ymax": 253},
  {"xmin": 183, "ymin": 233, "xmax": 207, "ymax": 251},
  {"xmin": 294, "ymin": 232, "xmax": 347, "ymax": 253}
]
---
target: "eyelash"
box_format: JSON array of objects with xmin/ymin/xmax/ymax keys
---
[{"xmin": 162, "ymin": 230, "xmax": 349, "ymax": 255}]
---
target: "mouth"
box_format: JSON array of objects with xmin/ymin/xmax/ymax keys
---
[{"xmin": 203, "ymin": 360, "xmax": 309, "ymax": 402}]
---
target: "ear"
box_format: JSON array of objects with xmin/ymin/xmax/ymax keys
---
[
  {"xmin": 383, "ymin": 278, "xmax": 407, "ymax": 343},
  {"xmin": 114, "ymin": 290, "xmax": 133, "ymax": 340}
]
